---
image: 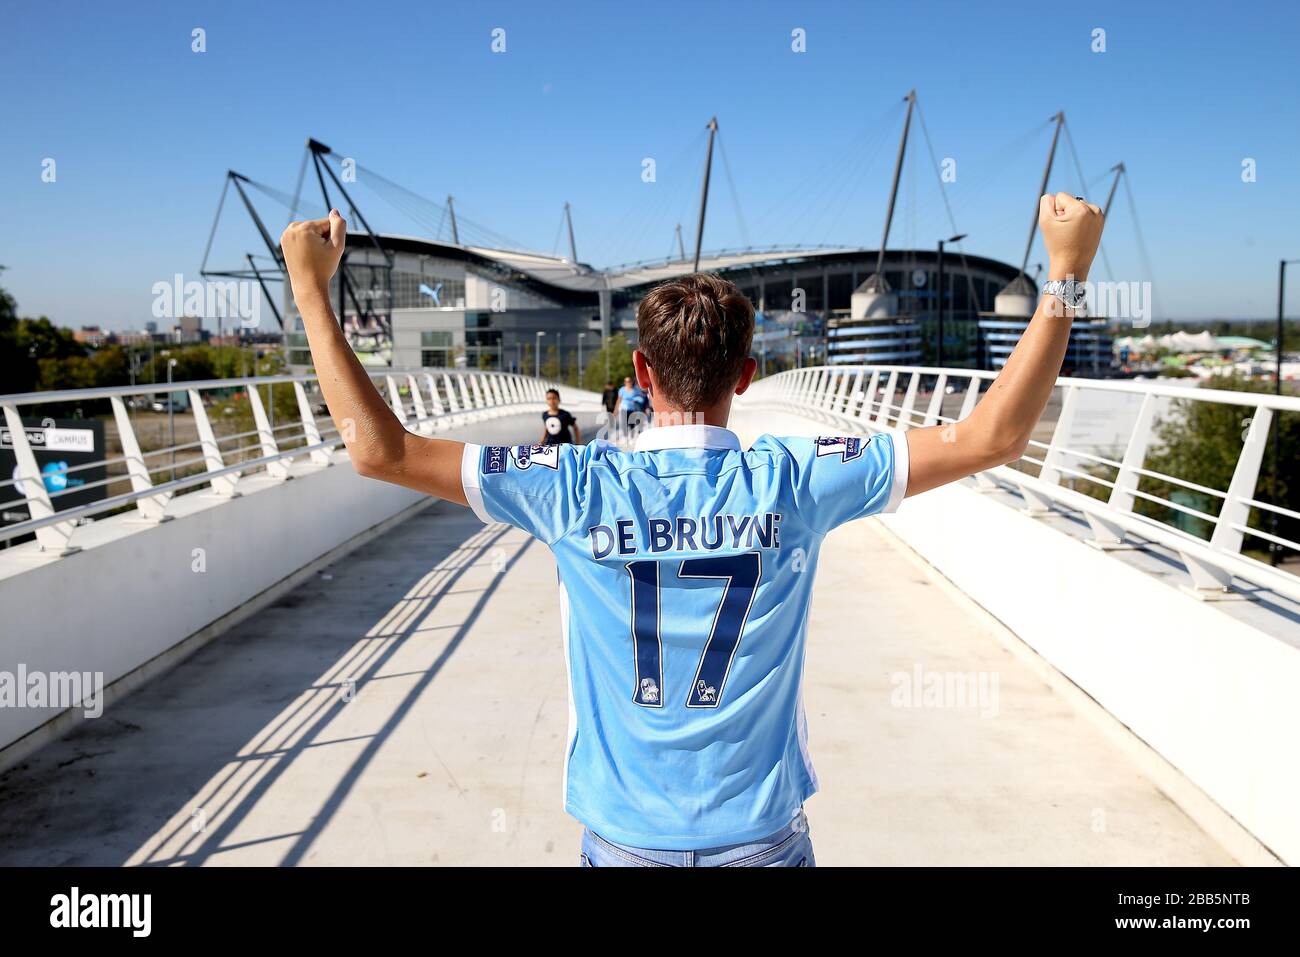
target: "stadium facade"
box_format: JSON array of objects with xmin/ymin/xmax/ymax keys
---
[{"xmin": 285, "ymin": 235, "xmax": 1114, "ymax": 377}]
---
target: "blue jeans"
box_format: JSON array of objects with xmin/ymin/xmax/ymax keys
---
[{"xmin": 579, "ymin": 810, "xmax": 815, "ymax": 867}]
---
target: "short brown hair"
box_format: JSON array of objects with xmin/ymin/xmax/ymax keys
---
[{"xmin": 635, "ymin": 273, "xmax": 754, "ymax": 409}]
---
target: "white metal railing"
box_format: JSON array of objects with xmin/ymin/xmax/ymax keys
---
[
  {"xmin": 742, "ymin": 365, "xmax": 1300, "ymax": 602},
  {"xmin": 0, "ymin": 369, "xmax": 570, "ymax": 556}
]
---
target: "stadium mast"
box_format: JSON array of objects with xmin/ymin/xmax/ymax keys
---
[
  {"xmin": 692, "ymin": 116, "xmax": 718, "ymax": 272},
  {"xmin": 862, "ymin": 89, "xmax": 916, "ymax": 293},
  {"xmin": 1101, "ymin": 162, "xmax": 1125, "ymax": 217},
  {"xmin": 1017, "ymin": 112, "xmax": 1065, "ymax": 281},
  {"xmin": 446, "ymin": 195, "xmax": 460, "ymax": 245},
  {"xmin": 564, "ymin": 202, "xmax": 578, "ymax": 263}
]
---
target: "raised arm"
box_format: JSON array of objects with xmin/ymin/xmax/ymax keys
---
[
  {"xmin": 280, "ymin": 210, "xmax": 468, "ymax": 505},
  {"xmin": 904, "ymin": 193, "xmax": 1104, "ymax": 497}
]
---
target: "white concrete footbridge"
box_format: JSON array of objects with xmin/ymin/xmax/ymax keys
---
[{"xmin": 0, "ymin": 367, "xmax": 1296, "ymax": 866}]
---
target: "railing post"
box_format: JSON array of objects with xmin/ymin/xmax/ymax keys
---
[
  {"xmin": 1038, "ymin": 384, "xmax": 1080, "ymax": 486},
  {"xmin": 423, "ymin": 374, "xmax": 444, "ymax": 415},
  {"xmin": 799, "ymin": 369, "xmax": 816, "ymax": 405},
  {"xmin": 470, "ymin": 374, "xmax": 488, "ymax": 409},
  {"xmin": 457, "ymin": 375, "xmax": 475, "ymax": 413},
  {"xmin": 825, "ymin": 370, "xmax": 841, "ymax": 409},
  {"xmin": 858, "ymin": 371, "xmax": 880, "ymax": 422},
  {"xmin": 1084, "ymin": 392, "xmax": 1162, "ymax": 547},
  {"xmin": 246, "ymin": 384, "xmax": 291, "ymax": 480},
  {"xmin": 845, "ymin": 370, "xmax": 865, "ymax": 416},
  {"xmin": 874, "ymin": 371, "xmax": 898, "ymax": 425},
  {"xmin": 441, "ymin": 374, "xmax": 462, "ymax": 416},
  {"xmin": 110, "ymin": 395, "xmax": 172, "ymax": 521},
  {"xmin": 191, "ymin": 389, "xmax": 241, "ymax": 497},
  {"xmin": 830, "ymin": 370, "xmax": 849, "ymax": 412},
  {"xmin": 897, "ymin": 372, "xmax": 920, "ymax": 429},
  {"xmin": 923, "ymin": 373, "xmax": 948, "ymax": 427},
  {"xmin": 1209, "ymin": 405, "xmax": 1272, "ymax": 557},
  {"xmin": 814, "ymin": 370, "xmax": 830, "ymax": 409},
  {"xmin": 2, "ymin": 404, "xmax": 79, "ymax": 554},
  {"xmin": 958, "ymin": 376, "xmax": 997, "ymax": 491},
  {"xmin": 958, "ymin": 374, "xmax": 982, "ymax": 419},
  {"xmin": 293, "ymin": 381, "xmax": 334, "ymax": 466},
  {"xmin": 406, "ymin": 374, "xmax": 429, "ymax": 422},
  {"xmin": 384, "ymin": 375, "xmax": 408, "ymax": 425}
]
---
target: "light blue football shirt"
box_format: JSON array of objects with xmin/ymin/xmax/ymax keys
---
[{"xmin": 460, "ymin": 424, "xmax": 908, "ymax": 849}]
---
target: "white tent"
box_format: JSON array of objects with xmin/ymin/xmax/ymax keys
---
[{"xmin": 1153, "ymin": 330, "xmax": 1220, "ymax": 353}]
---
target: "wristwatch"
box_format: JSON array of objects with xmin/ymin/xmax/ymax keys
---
[{"xmin": 1042, "ymin": 279, "xmax": 1087, "ymax": 310}]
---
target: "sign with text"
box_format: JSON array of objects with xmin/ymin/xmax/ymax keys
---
[{"xmin": 0, "ymin": 419, "xmax": 107, "ymax": 527}]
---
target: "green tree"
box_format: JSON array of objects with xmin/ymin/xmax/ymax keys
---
[
  {"xmin": 581, "ymin": 332, "xmax": 634, "ymax": 392},
  {"xmin": 1, "ymin": 272, "xmax": 88, "ymax": 394},
  {"xmin": 1142, "ymin": 372, "xmax": 1297, "ymax": 557},
  {"xmin": 541, "ymin": 343, "xmax": 561, "ymax": 380}
]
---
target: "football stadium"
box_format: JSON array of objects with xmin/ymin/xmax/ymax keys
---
[{"xmin": 203, "ymin": 109, "xmax": 1117, "ymax": 378}]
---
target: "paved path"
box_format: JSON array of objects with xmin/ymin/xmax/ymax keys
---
[{"xmin": 0, "ymin": 502, "xmax": 1235, "ymax": 866}]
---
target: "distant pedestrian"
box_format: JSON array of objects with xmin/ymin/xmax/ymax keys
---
[
  {"xmin": 540, "ymin": 388, "xmax": 580, "ymax": 445},
  {"xmin": 614, "ymin": 375, "xmax": 648, "ymax": 437}
]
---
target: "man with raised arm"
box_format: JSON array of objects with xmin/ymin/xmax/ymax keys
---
[{"xmin": 281, "ymin": 193, "xmax": 1103, "ymax": 867}]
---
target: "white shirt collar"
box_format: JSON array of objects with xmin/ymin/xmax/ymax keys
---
[{"xmin": 633, "ymin": 423, "xmax": 741, "ymax": 452}]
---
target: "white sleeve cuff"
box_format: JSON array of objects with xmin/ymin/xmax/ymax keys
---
[
  {"xmin": 883, "ymin": 431, "xmax": 910, "ymax": 513},
  {"xmin": 460, "ymin": 443, "xmax": 492, "ymax": 524}
]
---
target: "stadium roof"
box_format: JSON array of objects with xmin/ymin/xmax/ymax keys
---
[{"xmin": 353, "ymin": 233, "xmax": 1019, "ymax": 300}]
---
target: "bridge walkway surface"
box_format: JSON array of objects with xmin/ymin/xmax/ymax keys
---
[{"xmin": 0, "ymin": 501, "xmax": 1236, "ymax": 866}]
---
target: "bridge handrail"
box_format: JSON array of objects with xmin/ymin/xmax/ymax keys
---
[
  {"xmin": 0, "ymin": 369, "xmax": 579, "ymax": 555},
  {"xmin": 741, "ymin": 365, "xmax": 1299, "ymax": 602}
]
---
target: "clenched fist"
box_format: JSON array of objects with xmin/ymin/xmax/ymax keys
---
[
  {"xmin": 281, "ymin": 209, "xmax": 347, "ymax": 298},
  {"xmin": 1038, "ymin": 192, "xmax": 1104, "ymax": 282}
]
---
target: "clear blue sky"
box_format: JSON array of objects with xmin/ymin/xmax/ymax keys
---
[{"xmin": 2, "ymin": 0, "xmax": 1297, "ymax": 329}]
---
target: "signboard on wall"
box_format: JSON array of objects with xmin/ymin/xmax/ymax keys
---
[{"xmin": 0, "ymin": 419, "xmax": 107, "ymax": 527}]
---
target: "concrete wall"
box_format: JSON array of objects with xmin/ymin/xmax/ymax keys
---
[
  {"xmin": 732, "ymin": 407, "xmax": 1300, "ymax": 865},
  {"xmin": 0, "ymin": 406, "xmax": 603, "ymax": 764}
]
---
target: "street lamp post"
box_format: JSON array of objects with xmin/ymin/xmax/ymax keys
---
[
  {"xmin": 936, "ymin": 233, "xmax": 967, "ymax": 368},
  {"xmin": 166, "ymin": 356, "xmax": 178, "ymax": 481},
  {"xmin": 1272, "ymin": 259, "xmax": 1298, "ymax": 566},
  {"xmin": 578, "ymin": 332, "xmax": 587, "ymax": 384},
  {"xmin": 535, "ymin": 330, "xmax": 545, "ymax": 379}
]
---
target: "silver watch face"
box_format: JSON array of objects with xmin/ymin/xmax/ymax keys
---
[{"xmin": 1048, "ymin": 280, "xmax": 1087, "ymax": 307}]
